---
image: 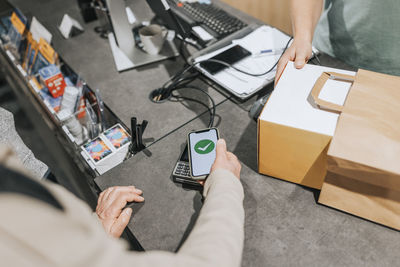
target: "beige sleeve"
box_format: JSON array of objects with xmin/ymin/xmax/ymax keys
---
[
  {"xmin": 95, "ymin": 168, "xmax": 245, "ymax": 267},
  {"xmin": 102, "ymin": 168, "xmax": 245, "ymax": 267},
  {"xmin": 0, "ymin": 164, "xmax": 244, "ymax": 267}
]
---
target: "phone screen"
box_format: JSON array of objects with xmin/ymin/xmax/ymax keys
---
[
  {"xmin": 188, "ymin": 128, "xmax": 219, "ymax": 178},
  {"xmin": 199, "ymin": 45, "xmax": 251, "ymax": 75}
]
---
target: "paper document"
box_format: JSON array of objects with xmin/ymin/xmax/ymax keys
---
[{"xmin": 194, "ymin": 25, "xmax": 291, "ymax": 97}]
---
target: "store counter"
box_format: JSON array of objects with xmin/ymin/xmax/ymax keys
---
[{"xmin": 5, "ymin": 0, "xmax": 400, "ymax": 266}]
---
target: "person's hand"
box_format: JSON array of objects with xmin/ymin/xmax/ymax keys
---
[
  {"xmin": 275, "ymin": 38, "xmax": 313, "ymax": 85},
  {"xmin": 96, "ymin": 186, "xmax": 144, "ymax": 238},
  {"xmin": 210, "ymin": 139, "xmax": 241, "ymax": 179}
]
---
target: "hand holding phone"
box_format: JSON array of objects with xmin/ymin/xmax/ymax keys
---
[
  {"xmin": 188, "ymin": 128, "xmax": 219, "ymax": 180},
  {"xmin": 211, "ymin": 139, "xmax": 241, "ymax": 179}
]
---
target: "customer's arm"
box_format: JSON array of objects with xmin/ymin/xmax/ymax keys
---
[
  {"xmin": 275, "ymin": 0, "xmax": 323, "ymax": 84},
  {"xmin": 105, "ymin": 139, "xmax": 244, "ymax": 267},
  {"xmin": 175, "ymin": 139, "xmax": 244, "ymax": 266},
  {"xmin": 0, "ymin": 140, "xmax": 244, "ymax": 267}
]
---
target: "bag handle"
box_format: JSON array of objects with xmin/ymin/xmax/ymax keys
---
[{"xmin": 311, "ymin": 72, "xmax": 355, "ymax": 113}]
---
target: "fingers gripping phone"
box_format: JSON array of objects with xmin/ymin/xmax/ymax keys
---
[{"xmin": 187, "ymin": 128, "xmax": 219, "ymax": 180}]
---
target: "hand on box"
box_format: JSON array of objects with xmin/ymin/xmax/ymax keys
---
[
  {"xmin": 275, "ymin": 38, "xmax": 313, "ymax": 85},
  {"xmin": 96, "ymin": 186, "xmax": 144, "ymax": 238}
]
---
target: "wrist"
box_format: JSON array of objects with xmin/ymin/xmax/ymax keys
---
[{"xmin": 293, "ymin": 32, "xmax": 313, "ymax": 45}]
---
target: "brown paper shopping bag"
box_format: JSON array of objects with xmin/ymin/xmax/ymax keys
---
[{"xmin": 313, "ymin": 70, "xmax": 400, "ymax": 230}]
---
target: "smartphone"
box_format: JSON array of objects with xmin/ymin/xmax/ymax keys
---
[
  {"xmin": 187, "ymin": 128, "xmax": 219, "ymax": 180},
  {"xmin": 199, "ymin": 45, "xmax": 251, "ymax": 75}
]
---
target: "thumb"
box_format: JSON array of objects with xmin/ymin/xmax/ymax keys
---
[
  {"xmin": 110, "ymin": 207, "xmax": 132, "ymax": 238},
  {"xmin": 215, "ymin": 139, "xmax": 227, "ymax": 159},
  {"xmin": 294, "ymin": 49, "xmax": 308, "ymax": 69}
]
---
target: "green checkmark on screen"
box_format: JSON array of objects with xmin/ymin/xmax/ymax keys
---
[{"xmin": 194, "ymin": 139, "xmax": 215, "ymax": 154}]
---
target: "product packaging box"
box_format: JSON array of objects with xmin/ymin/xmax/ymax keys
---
[
  {"xmin": 257, "ymin": 62, "xmax": 354, "ymax": 189},
  {"xmin": 38, "ymin": 64, "xmax": 66, "ymax": 98}
]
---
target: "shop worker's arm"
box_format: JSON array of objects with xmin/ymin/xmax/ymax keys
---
[
  {"xmin": 0, "ymin": 140, "xmax": 244, "ymax": 267},
  {"xmin": 275, "ymin": 0, "xmax": 324, "ymax": 84}
]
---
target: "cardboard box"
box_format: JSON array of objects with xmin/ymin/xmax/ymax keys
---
[
  {"xmin": 258, "ymin": 62, "xmax": 354, "ymax": 189},
  {"xmin": 38, "ymin": 64, "xmax": 66, "ymax": 98}
]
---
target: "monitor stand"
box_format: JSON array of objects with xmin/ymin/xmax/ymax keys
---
[{"xmin": 106, "ymin": 0, "xmax": 179, "ymax": 72}]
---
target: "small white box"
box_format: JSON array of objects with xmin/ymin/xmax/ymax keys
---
[{"xmin": 81, "ymin": 124, "xmax": 130, "ymax": 175}]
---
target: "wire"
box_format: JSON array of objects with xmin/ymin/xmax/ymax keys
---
[
  {"xmin": 150, "ymin": 36, "xmax": 294, "ymax": 126},
  {"xmin": 312, "ymin": 51, "xmax": 321, "ymax": 65},
  {"xmin": 171, "ymin": 85, "xmax": 216, "ymax": 128},
  {"xmin": 161, "ymin": 36, "xmax": 293, "ymax": 93}
]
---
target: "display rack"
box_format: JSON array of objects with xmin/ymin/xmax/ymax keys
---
[{"xmin": 0, "ymin": 22, "xmax": 131, "ymax": 178}]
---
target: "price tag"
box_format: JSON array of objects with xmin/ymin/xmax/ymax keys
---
[
  {"xmin": 43, "ymin": 99, "xmax": 55, "ymax": 114},
  {"xmin": 17, "ymin": 64, "xmax": 27, "ymax": 77},
  {"xmin": 6, "ymin": 50, "xmax": 15, "ymax": 61}
]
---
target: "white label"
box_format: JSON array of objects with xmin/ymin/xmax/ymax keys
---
[
  {"xmin": 161, "ymin": 0, "xmax": 170, "ymax": 10},
  {"xmin": 6, "ymin": 50, "xmax": 15, "ymax": 61},
  {"xmin": 43, "ymin": 100, "xmax": 55, "ymax": 114},
  {"xmin": 17, "ymin": 65, "xmax": 27, "ymax": 77},
  {"xmin": 62, "ymin": 125, "xmax": 75, "ymax": 142}
]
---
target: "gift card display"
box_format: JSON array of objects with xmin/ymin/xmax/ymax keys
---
[
  {"xmin": 83, "ymin": 137, "xmax": 112, "ymax": 162},
  {"xmin": 81, "ymin": 124, "xmax": 131, "ymax": 174},
  {"xmin": 104, "ymin": 124, "xmax": 130, "ymax": 149}
]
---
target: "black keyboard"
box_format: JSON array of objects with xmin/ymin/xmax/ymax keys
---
[{"xmin": 168, "ymin": 0, "xmax": 247, "ymax": 41}]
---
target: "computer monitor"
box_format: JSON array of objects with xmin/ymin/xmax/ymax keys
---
[{"xmin": 105, "ymin": 0, "xmax": 179, "ymax": 71}]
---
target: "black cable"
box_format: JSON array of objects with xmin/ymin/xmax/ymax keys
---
[
  {"xmin": 172, "ymin": 85, "xmax": 216, "ymax": 127},
  {"xmin": 166, "ymin": 36, "xmax": 294, "ymax": 91},
  {"xmin": 150, "ymin": 36, "xmax": 294, "ymax": 126},
  {"xmin": 170, "ymin": 93, "xmax": 214, "ymax": 128},
  {"xmin": 312, "ymin": 51, "xmax": 321, "ymax": 65}
]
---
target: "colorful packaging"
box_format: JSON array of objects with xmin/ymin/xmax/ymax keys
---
[
  {"xmin": 38, "ymin": 64, "xmax": 66, "ymax": 98},
  {"xmin": 30, "ymin": 38, "xmax": 58, "ymax": 75},
  {"xmin": 83, "ymin": 137, "xmax": 113, "ymax": 162},
  {"xmin": 103, "ymin": 124, "xmax": 130, "ymax": 149},
  {"xmin": 8, "ymin": 11, "xmax": 26, "ymax": 49},
  {"xmin": 80, "ymin": 124, "xmax": 131, "ymax": 174},
  {"xmin": 0, "ymin": 16, "xmax": 11, "ymax": 41},
  {"xmin": 22, "ymin": 32, "xmax": 34, "ymax": 70},
  {"xmin": 39, "ymin": 87, "xmax": 62, "ymax": 112}
]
